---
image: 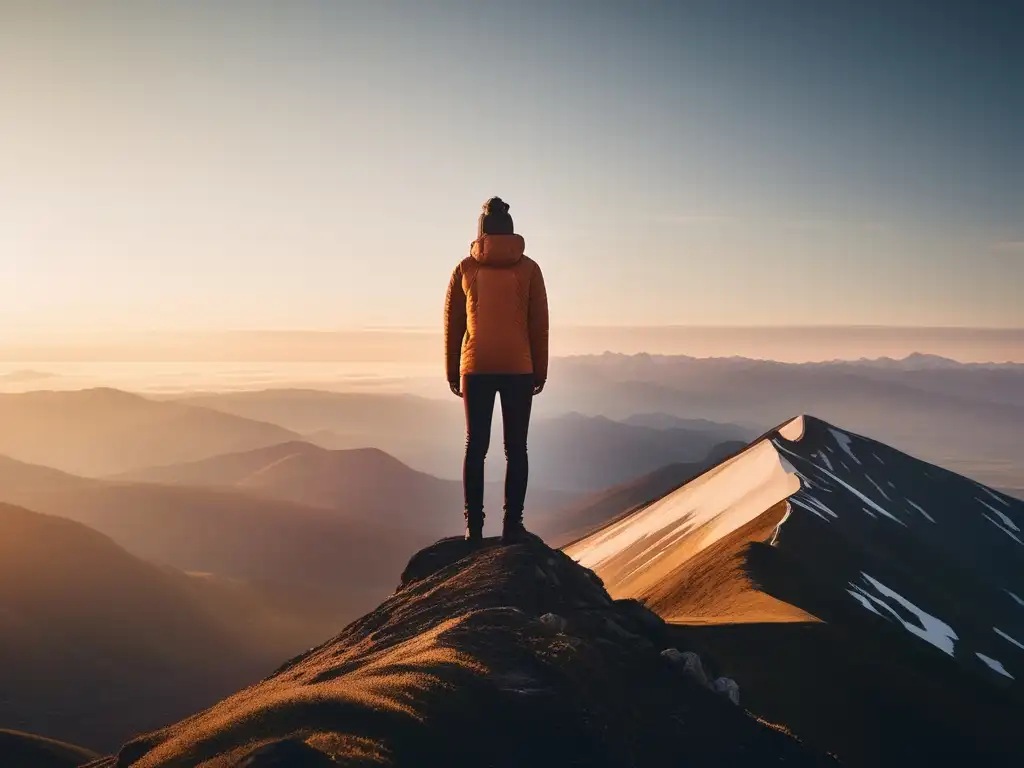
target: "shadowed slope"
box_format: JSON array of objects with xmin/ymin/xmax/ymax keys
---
[
  {"xmin": 0, "ymin": 455, "xmax": 425, "ymax": 609},
  {"xmin": 0, "ymin": 454, "xmax": 91, "ymax": 492},
  {"xmin": 86, "ymin": 537, "xmax": 835, "ymax": 768},
  {"xmin": 665, "ymin": 617, "xmax": 1023, "ymax": 767},
  {"xmin": 0, "ymin": 730, "xmax": 97, "ymax": 768},
  {"xmin": 0, "ymin": 503, "xmax": 334, "ymax": 752},
  {"xmin": 112, "ymin": 442, "xmax": 458, "ymax": 532}
]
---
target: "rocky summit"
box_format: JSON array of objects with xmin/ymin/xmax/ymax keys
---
[{"xmin": 86, "ymin": 535, "xmax": 834, "ymax": 767}]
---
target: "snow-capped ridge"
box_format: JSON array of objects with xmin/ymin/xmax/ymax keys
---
[{"xmin": 567, "ymin": 412, "xmax": 1024, "ymax": 689}]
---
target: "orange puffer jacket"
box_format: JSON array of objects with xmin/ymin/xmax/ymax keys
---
[{"xmin": 444, "ymin": 234, "xmax": 549, "ymax": 383}]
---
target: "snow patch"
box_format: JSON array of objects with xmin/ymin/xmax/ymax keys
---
[
  {"xmin": 983, "ymin": 514, "xmax": 1024, "ymax": 545},
  {"xmin": 780, "ymin": 444, "xmax": 905, "ymax": 526},
  {"xmin": 790, "ymin": 493, "xmax": 838, "ymax": 521},
  {"xmin": 994, "ymin": 627, "xmax": 1024, "ymax": 651},
  {"xmin": 906, "ymin": 499, "xmax": 936, "ymax": 524},
  {"xmin": 848, "ymin": 590, "xmax": 883, "ymax": 616},
  {"xmin": 829, "ymin": 427, "xmax": 861, "ymax": 465},
  {"xmin": 817, "ymin": 451, "xmax": 834, "ymax": 472},
  {"xmin": 848, "ymin": 572, "xmax": 958, "ymax": 656},
  {"xmin": 769, "ymin": 501, "xmax": 792, "ymax": 546},
  {"xmin": 788, "ymin": 496, "xmax": 832, "ymax": 522},
  {"xmin": 979, "ymin": 499, "xmax": 1019, "ymax": 532},
  {"xmin": 978, "ymin": 484, "xmax": 1012, "ymax": 508},
  {"xmin": 774, "ymin": 442, "xmax": 905, "ymax": 528},
  {"xmin": 866, "ymin": 475, "xmax": 890, "ymax": 500},
  {"xmin": 976, "ymin": 652, "xmax": 1014, "ymax": 679}
]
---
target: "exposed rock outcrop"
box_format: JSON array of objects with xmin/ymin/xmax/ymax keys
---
[{"xmin": 86, "ymin": 534, "xmax": 834, "ymax": 767}]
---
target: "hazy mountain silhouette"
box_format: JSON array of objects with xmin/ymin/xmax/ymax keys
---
[
  {"xmin": 179, "ymin": 389, "xmax": 748, "ymax": 491},
  {"xmin": 0, "ymin": 388, "xmax": 300, "ymax": 476},
  {"xmin": 0, "ymin": 503, "xmax": 342, "ymax": 752},
  {"xmin": 0, "ymin": 452, "xmax": 92, "ymax": 493},
  {"xmin": 0, "ymin": 729, "xmax": 97, "ymax": 768},
  {"xmin": 111, "ymin": 441, "xmax": 577, "ymax": 532},
  {"xmin": 527, "ymin": 413, "xmax": 745, "ymax": 491},
  {"xmin": 113, "ymin": 441, "xmax": 456, "ymax": 524},
  {"xmin": 0, "ymin": 449, "xmax": 584, "ymax": 617},
  {"xmin": 0, "ymin": 456, "xmax": 422, "ymax": 613},
  {"xmin": 619, "ymin": 411, "xmax": 757, "ymax": 437},
  {"xmin": 179, "ymin": 389, "xmax": 460, "ymax": 475},
  {"xmin": 567, "ymin": 415, "xmax": 1024, "ymax": 765},
  {"xmin": 547, "ymin": 354, "xmax": 1024, "ymax": 491}
]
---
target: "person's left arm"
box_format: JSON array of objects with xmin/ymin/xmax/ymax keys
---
[{"xmin": 444, "ymin": 264, "xmax": 467, "ymax": 396}]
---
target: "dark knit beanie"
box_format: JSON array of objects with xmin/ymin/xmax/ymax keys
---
[{"xmin": 478, "ymin": 197, "xmax": 515, "ymax": 237}]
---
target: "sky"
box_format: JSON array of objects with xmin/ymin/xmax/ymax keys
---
[{"xmin": 1, "ymin": 0, "xmax": 1022, "ymax": 336}]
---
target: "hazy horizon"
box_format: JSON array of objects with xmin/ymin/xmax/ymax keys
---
[{"xmin": 2, "ymin": 325, "xmax": 1022, "ymax": 397}]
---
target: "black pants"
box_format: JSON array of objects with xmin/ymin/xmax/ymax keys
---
[{"xmin": 462, "ymin": 373, "xmax": 534, "ymax": 522}]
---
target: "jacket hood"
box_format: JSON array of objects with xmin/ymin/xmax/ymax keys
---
[{"xmin": 471, "ymin": 234, "xmax": 526, "ymax": 267}]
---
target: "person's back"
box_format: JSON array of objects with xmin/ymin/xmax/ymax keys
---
[{"xmin": 444, "ymin": 197, "xmax": 549, "ymax": 543}]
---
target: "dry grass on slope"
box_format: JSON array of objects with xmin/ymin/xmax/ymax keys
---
[{"xmin": 88, "ymin": 537, "xmax": 835, "ymax": 768}]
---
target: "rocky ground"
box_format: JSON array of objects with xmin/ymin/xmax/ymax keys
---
[{"xmin": 85, "ymin": 535, "xmax": 836, "ymax": 767}]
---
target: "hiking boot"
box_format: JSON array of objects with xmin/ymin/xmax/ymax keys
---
[
  {"xmin": 465, "ymin": 513, "xmax": 484, "ymax": 543},
  {"xmin": 501, "ymin": 513, "xmax": 528, "ymax": 544}
]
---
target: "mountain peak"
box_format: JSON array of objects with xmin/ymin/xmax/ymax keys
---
[
  {"xmin": 566, "ymin": 413, "xmax": 1024, "ymax": 764},
  {"xmin": 88, "ymin": 535, "xmax": 834, "ymax": 767}
]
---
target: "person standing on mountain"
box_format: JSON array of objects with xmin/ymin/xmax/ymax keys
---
[{"xmin": 444, "ymin": 197, "xmax": 549, "ymax": 544}]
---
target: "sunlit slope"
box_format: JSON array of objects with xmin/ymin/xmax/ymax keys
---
[{"xmin": 566, "ymin": 423, "xmax": 802, "ymax": 610}]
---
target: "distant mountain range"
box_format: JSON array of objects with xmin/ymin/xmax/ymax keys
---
[
  {"xmin": 526, "ymin": 413, "xmax": 750, "ymax": 491},
  {"xmin": 111, "ymin": 441, "xmax": 577, "ymax": 534},
  {"xmin": 0, "ymin": 388, "xmax": 299, "ymax": 476},
  {"xmin": 0, "ymin": 452, "xmax": 428, "ymax": 608},
  {"xmin": 8, "ymin": 359, "xmax": 1019, "ymax": 496},
  {"xmin": 176, "ymin": 389, "xmax": 751, "ymax": 491},
  {"xmin": 543, "ymin": 353, "xmax": 1024, "ymax": 495},
  {"xmin": 819, "ymin": 352, "xmax": 1023, "ymax": 371},
  {"xmin": 0, "ymin": 388, "xmax": 749, "ymax": 494}
]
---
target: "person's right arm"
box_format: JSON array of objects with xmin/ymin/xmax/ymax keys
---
[{"xmin": 444, "ymin": 263, "xmax": 467, "ymax": 396}]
